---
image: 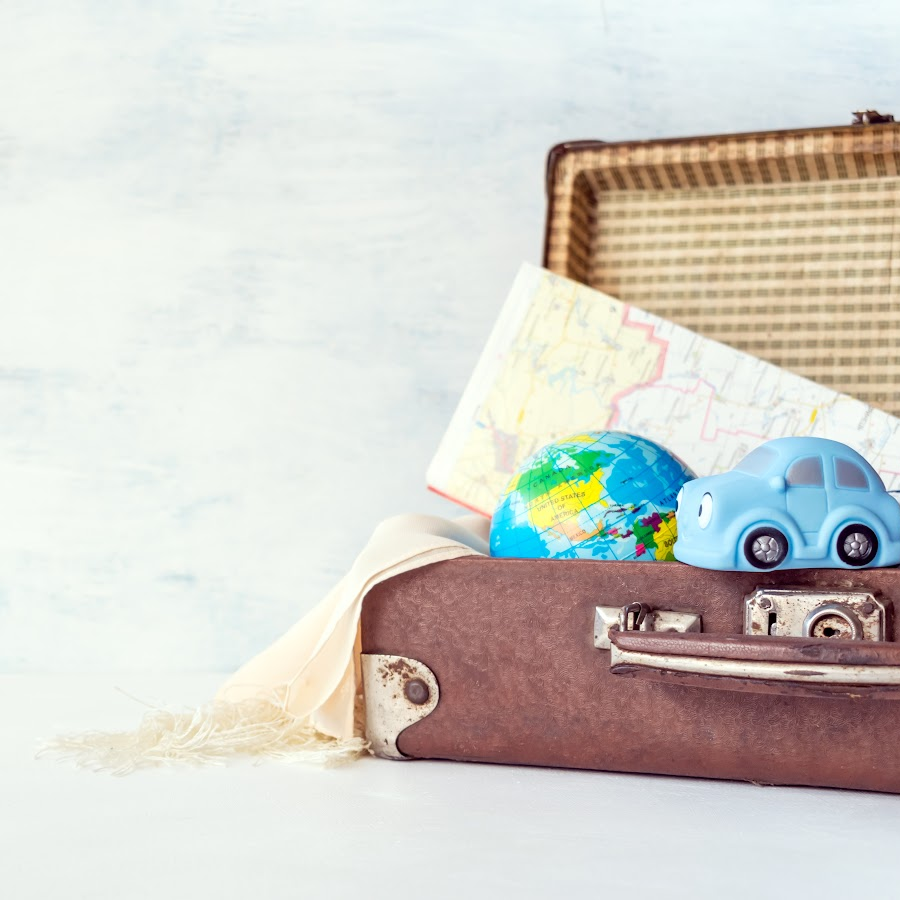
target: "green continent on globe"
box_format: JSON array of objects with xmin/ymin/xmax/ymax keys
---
[
  {"xmin": 489, "ymin": 431, "xmax": 695, "ymax": 561},
  {"xmin": 507, "ymin": 445, "xmax": 616, "ymax": 505}
]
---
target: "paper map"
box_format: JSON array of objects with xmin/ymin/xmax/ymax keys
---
[{"xmin": 428, "ymin": 263, "xmax": 900, "ymax": 516}]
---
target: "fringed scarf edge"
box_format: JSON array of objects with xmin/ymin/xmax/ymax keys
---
[{"xmin": 37, "ymin": 692, "xmax": 369, "ymax": 775}]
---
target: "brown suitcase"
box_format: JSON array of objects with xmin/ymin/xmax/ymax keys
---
[
  {"xmin": 360, "ymin": 114, "xmax": 900, "ymax": 793},
  {"xmin": 361, "ymin": 559, "xmax": 900, "ymax": 791}
]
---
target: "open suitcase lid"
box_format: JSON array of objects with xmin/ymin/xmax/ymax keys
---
[{"xmin": 542, "ymin": 112, "xmax": 900, "ymax": 416}]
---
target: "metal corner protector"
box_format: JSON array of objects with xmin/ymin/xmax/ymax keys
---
[{"xmin": 361, "ymin": 654, "xmax": 440, "ymax": 760}]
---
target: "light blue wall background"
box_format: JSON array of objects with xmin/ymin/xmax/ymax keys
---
[{"xmin": 1, "ymin": 1, "xmax": 897, "ymax": 671}]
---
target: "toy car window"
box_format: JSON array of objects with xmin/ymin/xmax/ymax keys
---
[
  {"xmin": 786, "ymin": 457, "xmax": 824, "ymax": 486},
  {"xmin": 735, "ymin": 446, "xmax": 776, "ymax": 474},
  {"xmin": 835, "ymin": 458, "xmax": 869, "ymax": 489}
]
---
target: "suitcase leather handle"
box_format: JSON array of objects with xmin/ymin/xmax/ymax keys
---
[{"xmin": 608, "ymin": 629, "xmax": 900, "ymax": 699}]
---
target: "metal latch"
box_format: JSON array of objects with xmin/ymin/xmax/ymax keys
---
[
  {"xmin": 852, "ymin": 110, "xmax": 895, "ymax": 125},
  {"xmin": 744, "ymin": 588, "xmax": 889, "ymax": 642},
  {"xmin": 594, "ymin": 603, "xmax": 701, "ymax": 650}
]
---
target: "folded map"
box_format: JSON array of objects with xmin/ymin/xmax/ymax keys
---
[{"xmin": 428, "ymin": 263, "xmax": 900, "ymax": 516}]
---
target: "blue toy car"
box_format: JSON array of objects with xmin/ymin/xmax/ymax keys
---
[{"xmin": 674, "ymin": 437, "xmax": 900, "ymax": 571}]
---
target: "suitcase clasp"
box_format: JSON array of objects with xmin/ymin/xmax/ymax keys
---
[
  {"xmin": 594, "ymin": 603, "xmax": 701, "ymax": 650},
  {"xmin": 744, "ymin": 588, "xmax": 889, "ymax": 641},
  {"xmin": 619, "ymin": 602, "xmax": 650, "ymax": 632}
]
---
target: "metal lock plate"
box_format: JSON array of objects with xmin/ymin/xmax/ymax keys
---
[
  {"xmin": 744, "ymin": 588, "xmax": 889, "ymax": 642},
  {"xmin": 594, "ymin": 604, "xmax": 702, "ymax": 650}
]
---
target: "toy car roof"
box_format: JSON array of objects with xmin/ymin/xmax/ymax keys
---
[{"xmin": 739, "ymin": 437, "xmax": 881, "ymax": 478}]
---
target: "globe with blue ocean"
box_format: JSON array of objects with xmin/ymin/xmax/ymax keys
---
[{"xmin": 490, "ymin": 431, "xmax": 695, "ymax": 561}]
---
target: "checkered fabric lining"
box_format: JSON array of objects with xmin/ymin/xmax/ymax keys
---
[{"xmin": 545, "ymin": 127, "xmax": 900, "ymax": 415}]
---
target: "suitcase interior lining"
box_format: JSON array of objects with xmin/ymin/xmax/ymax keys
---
[{"xmin": 545, "ymin": 127, "xmax": 900, "ymax": 415}]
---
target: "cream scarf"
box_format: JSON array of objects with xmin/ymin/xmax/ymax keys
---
[{"xmin": 43, "ymin": 514, "xmax": 490, "ymax": 773}]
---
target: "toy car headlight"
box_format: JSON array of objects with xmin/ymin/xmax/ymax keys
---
[{"xmin": 698, "ymin": 493, "xmax": 713, "ymax": 529}]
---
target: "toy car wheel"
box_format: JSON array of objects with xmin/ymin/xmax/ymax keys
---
[
  {"xmin": 743, "ymin": 527, "xmax": 788, "ymax": 569},
  {"xmin": 835, "ymin": 524, "xmax": 878, "ymax": 567}
]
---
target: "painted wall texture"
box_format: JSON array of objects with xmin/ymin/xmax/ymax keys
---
[{"xmin": 1, "ymin": 1, "xmax": 897, "ymax": 671}]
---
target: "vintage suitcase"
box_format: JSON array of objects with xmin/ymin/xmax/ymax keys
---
[{"xmin": 360, "ymin": 114, "xmax": 900, "ymax": 793}]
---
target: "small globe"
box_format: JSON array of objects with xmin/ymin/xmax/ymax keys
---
[{"xmin": 490, "ymin": 431, "xmax": 695, "ymax": 561}]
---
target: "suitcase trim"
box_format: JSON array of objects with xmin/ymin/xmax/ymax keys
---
[{"xmin": 361, "ymin": 654, "xmax": 440, "ymax": 760}]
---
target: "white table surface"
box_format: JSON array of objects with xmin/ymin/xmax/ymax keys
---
[{"xmin": 7, "ymin": 672, "xmax": 900, "ymax": 899}]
